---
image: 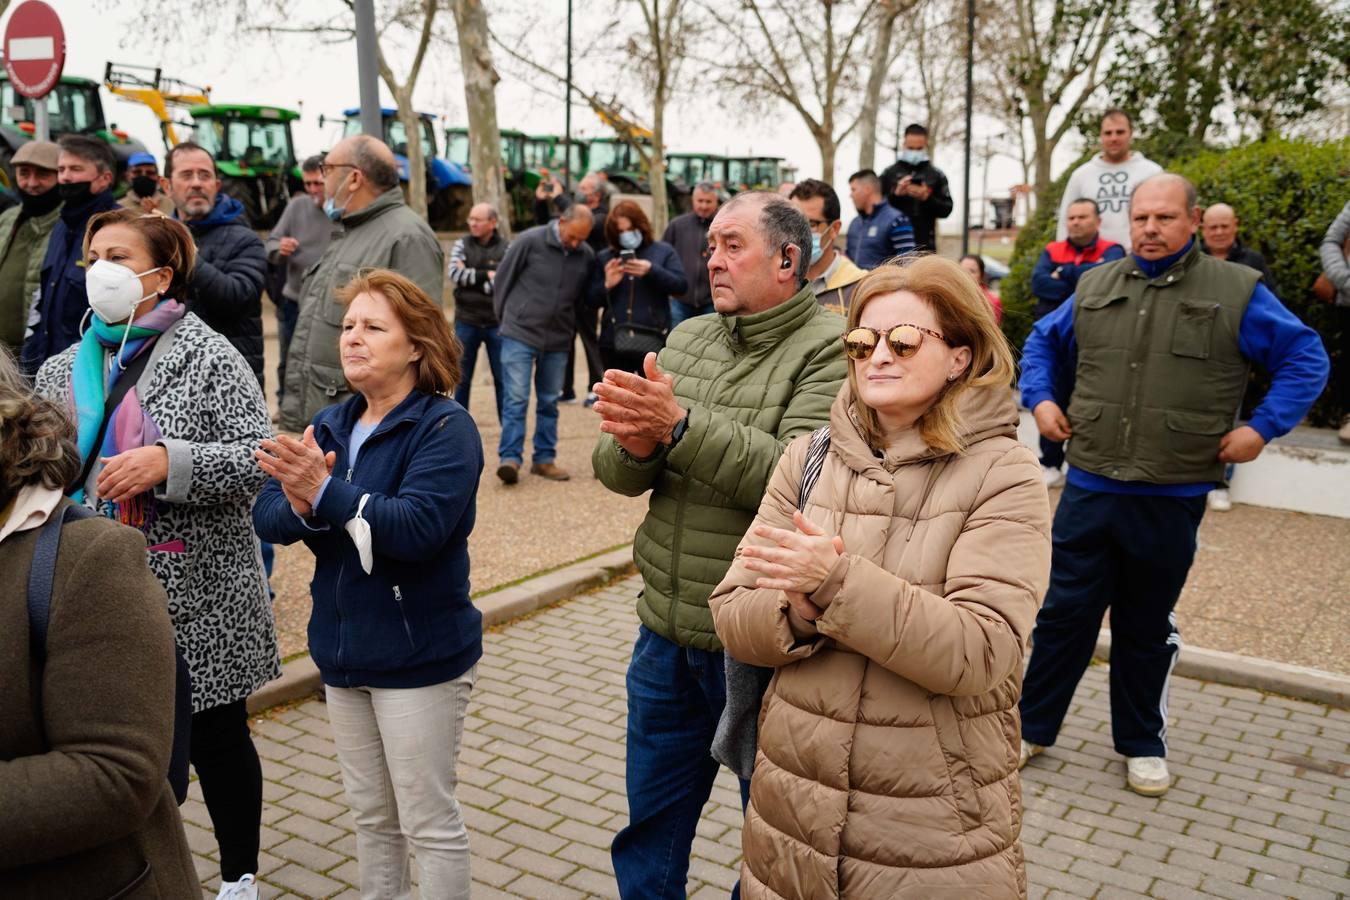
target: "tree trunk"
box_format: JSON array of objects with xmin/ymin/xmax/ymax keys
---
[
  {"xmin": 452, "ymin": 0, "xmax": 511, "ymax": 238},
  {"xmin": 857, "ymin": 3, "xmax": 900, "ymax": 172},
  {"xmin": 394, "ymin": 91, "xmax": 428, "ymax": 219},
  {"xmin": 816, "ymin": 128, "xmax": 836, "ymax": 191},
  {"xmin": 1029, "ymin": 104, "xmax": 1053, "ymax": 202}
]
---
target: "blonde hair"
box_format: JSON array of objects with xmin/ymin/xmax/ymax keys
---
[
  {"xmin": 845, "ymin": 255, "xmax": 1016, "ymax": 454},
  {"xmin": 335, "ymin": 269, "xmax": 462, "ymax": 395}
]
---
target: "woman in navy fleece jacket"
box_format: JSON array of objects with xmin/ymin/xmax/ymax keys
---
[{"xmin": 253, "ymin": 268, "xmax": 483, "ymax": 898}]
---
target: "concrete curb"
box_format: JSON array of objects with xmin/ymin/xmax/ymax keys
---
[
  {"xmin": 246, "ymin": 547, "xmax": 637, "ymax": 714},
  {"xmin": 1094, "ymin": 630, "xmax": 1349, "ymax": 709}
]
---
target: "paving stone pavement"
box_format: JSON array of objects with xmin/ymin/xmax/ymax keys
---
[{"xmin": 193, "ymin": 575, "xmax": 1350, "ymax": 899}]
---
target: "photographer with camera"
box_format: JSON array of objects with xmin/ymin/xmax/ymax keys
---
[
  {"xmin": 590, "ymin": 200, "xmax": 686, "ymax": 376},
  {"xmin": 879, "ymin": 124, "xmax": 953, "ymax": 253}
]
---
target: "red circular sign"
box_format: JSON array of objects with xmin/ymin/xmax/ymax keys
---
[{"xmin": 4, "ymin": 1, "xmax": 66, "ymax": 99}]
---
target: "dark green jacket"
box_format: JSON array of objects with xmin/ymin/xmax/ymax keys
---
[
  {"xmin": 1067, "ymin": 244, "xmax": 1259, "ymax": 483},
  {"xmin": 593, "ymin": 286, "xmax": 847, "ymax": 650},
  {"xmin": 0, "ymin": 203, "xmax": 60, "ymax": 352}
]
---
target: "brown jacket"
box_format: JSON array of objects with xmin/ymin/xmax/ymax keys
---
[
  {"xmin": 0, "ymin": 498, "xmax": 201, "ymax": 899},
  {"xmin": 710, "ymin": 383, "xmax": 1052, "ymax": 899}
]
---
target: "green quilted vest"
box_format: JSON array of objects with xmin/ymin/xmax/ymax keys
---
[{"xmin": 1066, "ymin": 242, "xmax": 1259, "ymax": 484}]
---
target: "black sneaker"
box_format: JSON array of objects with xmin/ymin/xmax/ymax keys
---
[{"xmin": 496, "ymin": 462, "xmax": 520, "ymax": 485}]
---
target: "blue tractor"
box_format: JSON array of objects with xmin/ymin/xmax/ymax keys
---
[{"xmin": 336, "ymin": 107, "xmax": 471, "ymax": 230}]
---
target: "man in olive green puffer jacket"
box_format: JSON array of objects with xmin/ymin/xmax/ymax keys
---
[{"xmin": 591, "ymin": 191, "xmax": 847, "ymax": 898}]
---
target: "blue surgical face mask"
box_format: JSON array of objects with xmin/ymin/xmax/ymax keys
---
[
  {"xmin": 618, "ymin": 230, "xmax": 642, "ymax": 251},
  {"xmin": 809, "ymin": 233, "xmax": 824, "ymax": 265},
  {"xmin": 900, "ymin": 149, "xmax": 929, "ymax": 166},
  {"xmin": 324, "ymin": 172, "xmax": 352, "ymax": 222}
]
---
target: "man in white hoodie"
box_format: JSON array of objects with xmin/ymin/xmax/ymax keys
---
[{"xmin": 1056, "ymin": 110, "xmax": 1162, "ymax": 251}]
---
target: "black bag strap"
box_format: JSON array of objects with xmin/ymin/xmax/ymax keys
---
[
  {"xmin": 797, "ymin": 426, "xmax": 831, "ymax": 511},
  {"xmin": 27, "ymin": 504, "xmax": 95, "ymax": 667},
  {"xmin": 69, "ymin": 348, "xmax": 154, "ymax": 496}
]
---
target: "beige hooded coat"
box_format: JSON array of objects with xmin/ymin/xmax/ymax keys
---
[{"xmin": 710, "ymin": 382, "xmax": 1052, "ymax": 899}]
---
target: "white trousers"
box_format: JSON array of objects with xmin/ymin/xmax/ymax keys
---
[{"xmin": 325, "ymin": 667, "xmax": 476, "ymax": 900}]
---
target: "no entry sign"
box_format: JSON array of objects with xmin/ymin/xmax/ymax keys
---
[{"xmin": 4, "ymin": 1, "xmax": 66, "ymax": 99}]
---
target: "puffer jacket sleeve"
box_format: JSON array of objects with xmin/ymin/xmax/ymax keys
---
[
  {"xmin": 664, "ymin": 335, "xmax": 845, "ymax": 511},
  {"xmin": 157, "ymin": 336, "xmax": 271, "ymax": 506},
  {"xmin": 189, "ymin": 226, "xmax": 266, "ymax": 325},
  {"xmin": 0, "ymin": 522, "xmax": 176, "ymax": 864},
  {"xmin": 810, "ymin": 445, "xmax": 1051, "ymax": 696},
  {"xmin": 710, "ymin": 436, "xmax": 830, "ymax": 667},
  {"xmin": 591, "ymin": 435, "xmax": 667, "ymax": 496}
]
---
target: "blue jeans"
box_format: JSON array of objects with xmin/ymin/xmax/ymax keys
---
[
  {"xmin": 453, "ymin": 321, "xmax": 504, "ymax": 422},
  {"xmin": 613, "ymin": 625, "xmax": 749, "ymax": 900},
  {"xmin": 497, "ymin": 335, "xmax": 568, "ymax": 466},
  {"xmin": 669, "ymin": 298, "xmax": 716, "ymax": 328}
]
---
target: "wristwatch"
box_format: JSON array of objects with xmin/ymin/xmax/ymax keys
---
[{"xmin": 668, "ymin": 414, "xmax": 689, "ymax": 447}]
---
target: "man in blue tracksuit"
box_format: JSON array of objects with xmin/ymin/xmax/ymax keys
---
[{"xmin": 1017, "ymin": 174, "xmax": 1328, "ymax": 797}]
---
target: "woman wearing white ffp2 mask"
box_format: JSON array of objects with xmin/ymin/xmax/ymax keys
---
[{"xmin": 32, "ymin": 207, "xmax": 280, "ymax": 900}]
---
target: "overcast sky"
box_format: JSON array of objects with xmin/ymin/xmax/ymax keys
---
[{"xmin": 31, "ymin": 0, "xmax": 1091, "ymax": 233}]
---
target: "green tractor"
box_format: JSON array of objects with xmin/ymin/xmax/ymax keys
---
[
  {"xmin": 664, "ymin": 152, "xmax": 728, "ymax": 212},
  {"xmin": 445, "ymin": 127, "xmax": 585, "ymax": 230},
  {"xmin": 726, "ymin": 156, "xmax": 794, "ymax": 193},
  {"xmin": 0, "ymin": 73, "xmax": 150, "ymax": 191},
  {"xmin": 189, "ymin": 104, "xmax": 301, "ymax": 228}
]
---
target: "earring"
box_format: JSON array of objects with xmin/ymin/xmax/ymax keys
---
[{"xmin": 947, "ymin": 373, "xmax": 958, "ymax": 382}]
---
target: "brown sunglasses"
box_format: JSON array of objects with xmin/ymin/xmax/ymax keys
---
[{"xmin": 842, "ymin": 324, "xmax": 946, "ymax": 360}]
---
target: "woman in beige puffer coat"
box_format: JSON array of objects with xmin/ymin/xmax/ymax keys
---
[{"xmin": 710, "ymin": 257, "xmax": 1052, "ymax": 899}]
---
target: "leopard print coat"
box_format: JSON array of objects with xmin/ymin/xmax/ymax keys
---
[{"xmin": 36, "ymin": 312, "xmax": 281, "ymax": 713}]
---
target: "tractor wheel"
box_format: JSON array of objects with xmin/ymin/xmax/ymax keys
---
[
  {"xmin": 221, "ymin": 177, "xmax": 265, "ymax": 229},
  {"xmin": 610, "ymin": 175, "xmax": 643, "ymax": 195},
  {"xmin": 0, "ymin": 143, "xmax": 14, "ymax": 192},
  {"xmin": 429, "ymin": 185, "xmax": 471, "ymax": 232}
]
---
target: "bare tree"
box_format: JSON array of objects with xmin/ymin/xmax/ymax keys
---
[
  {"xmin": 451, "ymin": 0, "xmax": 510, "ymax": 235},
  {"xmin": 700, "ymin": 0, "xmax": 878, "ymax": 183},
  {"xmin": 374, "ymin": 0, "xmax": 438, "ymax": 218},
  {"xmin": 999, "ymin": 0, "xmax": 1124, "ymax": 200},
  {"xmin": 857, "ymin": 0, "xmax": 910, "ymax": 172},
  {"xmin": 491, "ymin": 0, "xmax": 698, "ymax": 234}
]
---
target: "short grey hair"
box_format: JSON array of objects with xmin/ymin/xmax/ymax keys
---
[
  {"xmin": 1129, "ymin": 173, "xmax": 1197, "ymax": 212},
  {"xmin": 693, "ymin": 181, "xmax": 718, "ymax": 196},
  {"xmin": 301, "ymin": 154, "xmax": 325, "ymax": 173},
  {"xmin": 560, "ymin": 203, "xmax": 593, "ymax": 225},
  {"xmin": 351, "ymin": 135, "xmax": 400, "ymax": 191},
  {"xmin": 723, "ymin": 190, "xmax": 812, "ymax": 282}
]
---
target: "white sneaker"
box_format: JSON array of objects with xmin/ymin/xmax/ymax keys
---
[
  {"xmin": 216, "ymin": 874, "xmax": 259, "ymax": 900},
  {"xmin": 1126, "ymin": 756, "xmax": 1171, "ymax": 796},
  {"xmin": 1019, "ymin": 739, "xmax": 1044, "ymax": 770},
  {"xmin": 1207, "ymin": 488, "xmax": 1232, "ymax": 512},
  {"xmin": 1041, "ymin": 465, "xmax": 1064, "ymax": 488}
]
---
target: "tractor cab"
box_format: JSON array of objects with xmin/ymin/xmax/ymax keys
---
[
  {"xmin": 190, "ymin": 104, "xmax": 300, "ymax": 227},
  {"xmin": 726, "ymin": 156, "xmax": 787, "ymax": 193},
  {"xmin": 585, "ymin": 137, "xmax": 650, "ymax": 194},
  {"xmin": 0, "ymin": 72, "xmax": 147, "ymax": 190},
  {"xmin": 340, "ymin": 108, "xmax": 469, "ymax": 193}
]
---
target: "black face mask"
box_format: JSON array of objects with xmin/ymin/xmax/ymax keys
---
[
  {"xmin": 130, "ymin": 175, "xmax": 160, "ymax": 199},
  {"xmin": 19, "ymin": 186, "xmax": 62, "ymax": 217},
  {"xmin": 57, "ymin": 181, "xmax": 94, "ymax": 205}
]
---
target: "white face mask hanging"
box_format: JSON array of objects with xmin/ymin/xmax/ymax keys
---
[{"xmin": 345, "ymin": 493, "xmax": 374, "ymax": 574}]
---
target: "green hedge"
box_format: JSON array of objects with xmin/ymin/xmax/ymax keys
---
[{"xmin": 1000, "ymin": 138, "xmax": 1350, "ymax": 425}]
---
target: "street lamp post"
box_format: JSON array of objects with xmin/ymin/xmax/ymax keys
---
[
  {"xmin": 354, "ymin": 0, "xmax": 382, "ymax": 138},
  {"xmin": 960, "ymin": 0, "xmax": 974, "ymax": 258},
  {"xmin": 564, "ymin": 0, "xmax": 573, "ymax": 187}
]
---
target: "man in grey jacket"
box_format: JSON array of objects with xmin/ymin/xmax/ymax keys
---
[
  {"xmin": 264, "ymin": 156, "xmax": 331, "ymax": 403},
  {"xmin": 1320, "ymin": 199, "xmax": 1350, "ymax": 443},
  {"xmin": 492, "ymin": 204, "xmax": 594, "ymax": 484},
  {"xmin": 279, "ymin": 136, "xmax": 444, "ymax": 432}
]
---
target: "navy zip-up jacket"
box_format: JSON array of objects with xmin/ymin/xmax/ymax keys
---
[
  {"xmin": 253, "ymin": 390, "xmax": 484, "ymax": 689},
  {"xmin": 1030, "ymin": 235, "xmax": 1125, "ymax": 307},
  {"xmin": 20, "ymin": 189, "xmax": 120, "ymax": 374}
]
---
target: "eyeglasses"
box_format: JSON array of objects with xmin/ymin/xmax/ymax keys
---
[
  {"xmin": 319, "ymin": 162, "xmax": 356, "ymax": 177},
  {"xmin": 842, "ymin": 323, "xmax": 946, "ymax": 360}
]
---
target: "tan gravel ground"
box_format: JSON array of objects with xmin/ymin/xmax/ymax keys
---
[{"xmin": 258, "ymin": 290, "xmax": 1350, "ymax": 674}]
